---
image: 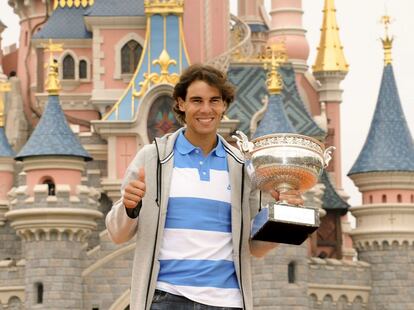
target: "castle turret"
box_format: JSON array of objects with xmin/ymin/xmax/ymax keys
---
[
  {"xmin": 313, "ymin": 0, "xmax": 348, "ymax": 189},
  {"xmin": 0, "ymin": 80, "xmax": 13, "ymax": 227},
  {"xmin": 348, "ymin": 16, "xmax": 414, "ymax": 309},
  {"xmin": 312, "ymin": 0, "xmax": 353, "ymax": 261},
  {"xmin": 268, "ymin": 0, "xmax": 310, "ymax": 74},
  {"xmin": 7, "ymin": 0, "xmax": 49, "ymax": 128},
  {"xmin": 6, "ymin": 42, "xmax": 101, "ymax": 309}
]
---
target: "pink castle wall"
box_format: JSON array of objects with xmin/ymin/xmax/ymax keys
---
[
  {"xmin": 362, "ymin": 189, "xmax": 414, "ymax": 204},
  {"xmin": 99, "ymin": 29, "xmax": 145, "ymax": 89},
  {"xmin": 116, "ymin": 136, "xmax": 137, "ymax": 179},
  {"xmin": 0, "ymin": 172, "xmax": 13, "ymax": 200},
  {"xmin": 26, "ymin": 168, "xmax": 82, "ymax": 195}
]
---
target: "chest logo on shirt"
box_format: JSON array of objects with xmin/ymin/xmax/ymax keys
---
[{"xmin": 227, "ymin": 184, "xmax": 231, "ymax": 191}]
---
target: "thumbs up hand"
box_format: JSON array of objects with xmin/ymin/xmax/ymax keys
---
[{"xmin": 123, "ymin": 167, "xmax": 146, "ymax": 209}]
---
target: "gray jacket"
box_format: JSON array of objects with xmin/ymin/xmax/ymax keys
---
[{"xmin": 106, "ymin": 129, "xmax": 259, "ymax": 310}]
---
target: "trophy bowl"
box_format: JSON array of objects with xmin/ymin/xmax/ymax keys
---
[{"xmin": 233, "ymin": 131, "xmax": 334, "ymax": 245}]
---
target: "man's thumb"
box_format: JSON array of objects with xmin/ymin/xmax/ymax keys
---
[{"xmin": 138, "ymin": 167, "xmax": 145, "ymax": 182}]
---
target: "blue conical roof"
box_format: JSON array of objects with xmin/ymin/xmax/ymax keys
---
[
  {"xmin": 253, "ymin": 94, "xmax": 295, "ymax": 138},
  {"xmin": 15, "ymin": 95, "xmax": 92, "ymax": 161},
  {"xmin": 33, "ymin": 7, "xmax": 92, "ymax": 40},
  {"xmin": 348, "ymin": 64, "xmax": 414, "ymax": 175},
  {"xmin": 0, "ymin": 127, "xmax": 15, "ymax": 157}
]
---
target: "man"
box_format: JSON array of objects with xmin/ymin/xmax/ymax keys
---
[{"xmin": 106, "ymin": 64, "xmax": 302, "ymax": 310}]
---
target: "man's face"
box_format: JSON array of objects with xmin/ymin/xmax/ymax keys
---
[{"xmin": 178, "ymin": 80, "xmax": 226, "ymax": 140}]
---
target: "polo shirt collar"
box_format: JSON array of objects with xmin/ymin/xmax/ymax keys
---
[{"xmin": 175, "ymin": 131, "xmax": 226, "ymax": 158}]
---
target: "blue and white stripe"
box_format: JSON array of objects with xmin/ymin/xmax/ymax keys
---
[{"xmin": 156, "ymin": 132, "xmax": 242, "ymax": 308}]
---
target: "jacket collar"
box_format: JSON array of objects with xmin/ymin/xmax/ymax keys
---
[{"xmin": 156, "ymin": 128, "xmax": 245, "ymax": 164}]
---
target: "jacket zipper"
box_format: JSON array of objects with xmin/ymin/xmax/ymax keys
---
[
  {"xmin": 239, "ymin": 163, "xmax": 246, "ymax": 309},
  {"xmin": 144, "ymin": 140, "xmax": 162, "ymax": 309}
]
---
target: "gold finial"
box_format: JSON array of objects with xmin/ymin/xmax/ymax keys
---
[
  {"xmin": 381, "ymin": 15, "xmax": 393, "ymax": 66},
  {"xmin": 144, "ymin": 0, "xmax": 184, "ymax": 15},
  {"xmin": 313, "ymin": 0, "xmax": 349, "ymax": 73},
  {"xmin": 261, "ymin": 42, "xmax": 287, "ymax": 95},
  {"xmin": 53, "ymin": 0, "xmax": 94, "ymax": 9},
  {"xmin": 42, "ymin": 39, "xmax": 64, "ymax": 95},
  {"xmin": 0, "ymin": 81, "xmax": 11, "ymax": 127},
  {"xmin": 133, "ymin": 49, "xmax": 179, "ymax": 98}
]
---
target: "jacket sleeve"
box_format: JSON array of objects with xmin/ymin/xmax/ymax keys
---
[{"xmin": 105, "ymin": 145, "xmax": 148, "ymax": 244}]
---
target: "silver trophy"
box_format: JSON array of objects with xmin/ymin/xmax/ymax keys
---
[{"xmin": 233, "ymin": 131, "xmax": 335, "ymax": 245}]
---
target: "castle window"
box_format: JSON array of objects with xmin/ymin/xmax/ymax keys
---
[
  {"xmin": 397, "ymin": 194, "xmax": 402, "ymax": 203},
  {"xmin": 288, "ymin": 261, "xmax": 296, "ymax": 283},
  {"xmin": 121, "ymin": 40, "xmax": 142, "ymax": 74},
  {"xmin": 147, "ymin": 95, "xmax": 181, "ymax": 142},
  {"xmin": 35, "ymin": 282, "xmax": 43, "ymax": 304},
  {"xmin": 79, "ymin": 60, "xmax": 87, "ymax": 79},
  {"xmin": 369, "ymin": 195, "xmax": 373, "ymax": 204},
  {"xmin": 382, "ymin": 195, "xmax": 387, "ymax": 203},
  {"xmin": 411, "ymin": 195, "xmax": 414, "ymax": 203},
  {"xmin": 62, "ymin": 55, "xmax": 75, "ymax": 79},
  {"xmin": 43, "ymin": 178, "xmax": 56, "ymax": 196}
]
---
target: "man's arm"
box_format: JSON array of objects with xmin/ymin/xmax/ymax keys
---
[
  {"xmin": 105, "ymin": 147, "xmax": 147, "ymax": 244},
  {"xmin": 248, "ymin": 189, "xmax": 303, "ymax": 258}
]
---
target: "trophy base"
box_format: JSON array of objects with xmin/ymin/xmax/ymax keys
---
[{"xmin": 251, "ymin": 203, "xmax": 320, "ymax": 245}]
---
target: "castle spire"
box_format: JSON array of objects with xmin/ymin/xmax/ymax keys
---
[
  {"xmin": 43, "ymin": 40, "xmax": 63, "ymax": 95},
  {"xmin": 313, "ymin": 0, "xmax": 348, "ymax": 73},
  {"xmin": 381, "ymin": 15, "xmax": 393, "ymax": 66},
  {"xmin": 253, "ymin": 43, "xmax": 295, "ymax": 138}
]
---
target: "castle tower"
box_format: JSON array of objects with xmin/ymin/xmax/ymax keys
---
[
  {"xmin": 7, "ymin": 0, "xmax": 49, "ymax": 128},
  {"xmin": 0, "ymin": 19, "xmax": 6, "ymax": 69},
  {"xmin": 0, "ymin": 80, "xmax": 14, "ymax": 228},
  {"xmin": 348, "ymin": 16, "xmax": 414, "ymax": 309},
  {"xmin": 268, "ymin": 0, "xmax": 310, "ymax": 74},
  {"xmin": 312, "ymin": 0, "xmax": 353, "ymax": 261},
  {"xmin": 313, "ymin": 0, "xmax": 348, "ymax": 189},
  {"xmin": 183, "ymin": 0, "xmax": 230, "ymax": 64},
  {"xmin": 237, "ymin": 0, "xmax": 268, "ymax": 57},
  {"xmin": 251, "ymin": 45, "xmax": 309, "ymax": 309},
  {"xmin": 5, "ymin": 43, "xmax": 102, "ymax": 309}
]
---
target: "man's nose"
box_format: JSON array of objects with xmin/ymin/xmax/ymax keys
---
[{"xmin": 199, "ymin": 101, "xmax": 213, "ymax": 111}]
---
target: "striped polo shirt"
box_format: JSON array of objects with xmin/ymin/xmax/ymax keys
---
[{"xmin": 156, "ymin": 131, "xmax": 242, "ymax": 308}]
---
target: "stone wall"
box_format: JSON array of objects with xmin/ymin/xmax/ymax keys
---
[
  {"xmin": 308, "ymin": 257, "xmax": 371, "ymax": 309},
  {"xmin": 358, "ymin": 242, "xmax": 414, "ymax": 310}
]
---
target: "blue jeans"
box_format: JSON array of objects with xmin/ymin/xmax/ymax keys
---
[{"xmin": 150, "ymin": 290, "xmax": 243, "ymax": 310}]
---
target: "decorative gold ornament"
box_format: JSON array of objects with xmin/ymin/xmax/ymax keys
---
[
  {"xmin": 144, "ymin": 0, "xmax": 184, "ymax": 15},
  {"xmin": 261, "ymin": 43, "xmax": 287, "ymax": 95},
  {"xmin": 133, "ymin": 49, "xmax": 179, "ymax": 98},
  {"xmin": 54, "ymin": 0, "xmax": 94, "ymax": 9},
  {"xmin": 0, "ymin": 81, "xmax": 11, "ymax": 127},
  {"xmin": 42, "ymin": 39, "xmax": 64, "ymax": 95},
  {"xmin": 381, "ymin": 15, "xmax": 393, "ymax": 66}
]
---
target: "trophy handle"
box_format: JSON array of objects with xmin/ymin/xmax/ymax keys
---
[
  {"xmin": 232, "ymin": 130, "xmax": 254, "ymax": 158},
  {"xmin": 323, "ymin": 146, "xmax": 336, "ymax": 168}
]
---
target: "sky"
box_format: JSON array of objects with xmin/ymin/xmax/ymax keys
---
[{"xmin": 1, "ymin": 1, "xmax": 414, "ymax": 207}]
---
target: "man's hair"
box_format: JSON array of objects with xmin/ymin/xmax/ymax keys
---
[{"xmin": 172, "ymin": 64, "xmax": 235, "ymax": 124}]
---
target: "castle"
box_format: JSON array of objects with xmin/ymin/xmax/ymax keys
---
[{"xmin": 0, "ymin": 0, "xmax": 414, "ymax": 309}]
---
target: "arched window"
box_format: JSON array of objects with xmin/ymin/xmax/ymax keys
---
[
  {"xmin": 147, "ymin": 95, "xmax": 181, "ymax": 142},
  {"xmin": 35, "ymin": 282, "xmax": 43, "ymax": 304},
  {"xmin": 79, "ymin": 60, "xmax": 87, "ymax": 79},
  {"xmin": 369, "ymin": 195, "xmax": 373, "ymax": 204},
  {"xmin": 43, "ymin": 178, "xmax": 56, "ymax": 196},
  {"xmin": 62, "ymin": 55, "xmax": 75, "ymax": 79},
  {"xmin": 397, "ymin": 194, "xmax": 402, "ymax": 203},
  {"xmin": 121, "ymin": 40, "xmax": 142, "ymax": 74},
  {"xmin": 288, "ymin": 261, "xmax": 296, "ymax": 283},
  {"xmin": 382, "ymin": 194, "xmax": 387, "ymax": 203}
]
